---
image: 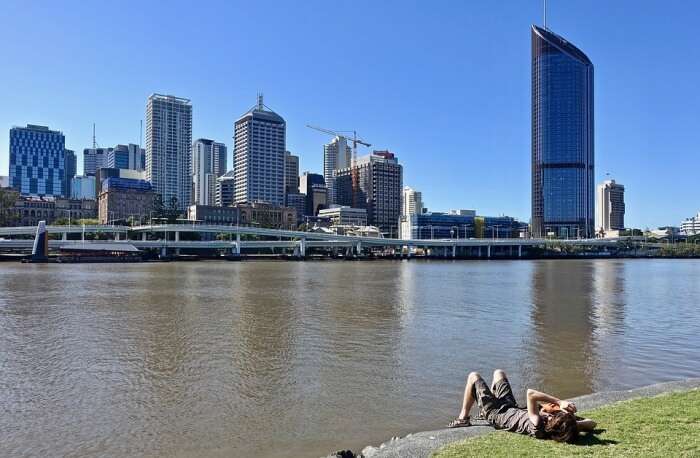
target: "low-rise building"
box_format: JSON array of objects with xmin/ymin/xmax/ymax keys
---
[
  {"xmin": 681, "ymin": 212, "xmax": 700, "ymax": 236},
  {"xmin": 318, "ymin": 206, "xmax": 367, "ymax": 227},
  {"xmin": 187, "ymin": 205, "xmax": 240, "ymax": 225},
  {"xmin": 400, "ymin": 212, "xmax": 475, "ymax": 240},
  {"xmin": 11, "ymin": 196, "xmax": 97, "ymax": 226},
  {"xmin": 98, "ymin": 177, "xmax": 155, "ymax": 224},
  {"xmin": 234, "ymin": 201, "xmax": 297, "ymax": 230}
]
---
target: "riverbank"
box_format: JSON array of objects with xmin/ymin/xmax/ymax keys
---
[{"xmin": 327, "ymin": 378, "xmax": 700, "ymax": 458}]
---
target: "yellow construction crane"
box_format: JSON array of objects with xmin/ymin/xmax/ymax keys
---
[{"xmin": 306, "ymin": 125, "xmax": 371, "ymax": 167}]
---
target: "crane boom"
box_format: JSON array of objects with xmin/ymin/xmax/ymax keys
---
[{"xmin": 306, "ymin": 125, "xmax": 371, "ymax": 167}]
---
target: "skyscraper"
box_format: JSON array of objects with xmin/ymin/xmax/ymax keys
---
[
  {"xmin": 402, "ymin": 186, "xmax": 423, "ymax": 218},
  {"xmin": 336, "ymin": 151, "xmax": 403, "ymax": 236},
  {"xmin": 64, "ymin": 149, "xmax": 76, "ymax": 197},
  {"xmin": 595, "ymin": 179, "xmax": 625, "ymax": 236},
  {"xmin": 233, "ymin": 95, "xmax": 285, "ymax": 205},
  {"xmin": 531, "ymin": 25, "xmax": 594, "ymax": 239},
  {"xmin": 83, "ymin": 147, "xmax": 111, "ymax": 176},
  {"xmin": 145, "ymin": 94, "xmax": 193, "ymax": 210},
  {"xmin": 284, "ymin": 151, "xmax": 300, "ymax": 195},
  {"xmin": 323, "ymin": 136, "xmax": 351, "ymax": 204},
  {"xmin": 9, "ymin": 124, "xmax": 67, "ymax": 197},
  {"xmin": 215, "ymin": 170, "xmax": 235, "ymax": 207},
  {"xmin": 107, "ymin": 144, "xmax": 146, "ymax": 171},
  {"xmin": 192, "ymin": 138, "xmax": 227, "ymax": 206}
]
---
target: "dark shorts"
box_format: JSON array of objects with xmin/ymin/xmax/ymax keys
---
[{"xmin": 472, "ymin": 376, "xmax": 519, "ymax": 420}]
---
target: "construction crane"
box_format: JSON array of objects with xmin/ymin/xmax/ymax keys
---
[{"xmin": 306, "ymin": 125, "xmax": 371, "ymax": 167}]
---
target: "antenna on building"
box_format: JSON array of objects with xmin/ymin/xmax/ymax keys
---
[
  {"xmin": 257, "ymin": 92, "xmax": 264, "ymax": 110},
  {"xmin": 544, "ymin": 0, "xmax": 547, "ymax": 29},
  {"xmin": 92, "ymin": 123, "xmax": 97, "ymax": 149}
]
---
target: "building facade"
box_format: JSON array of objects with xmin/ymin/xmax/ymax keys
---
[
  {"xmin": 192, "ymin": 138, "xmax": 227, "ymax": 206},
  {"xmin": 215, "ymin": 170, "xmax": 235, "ymax": 207},
  {"xmin": 318, "ymin": 206, "xmax": 368, "ymax": 227},
  {"xmin": 98, "ymin": 177, "xmax": 156, "ymax": 224},
  {"xmin": 83, "ymin": 147, "xmax": 111, "ymax": 176},
  {"xmin": 531, "ymin": 25, "xmax": 595, "ymax": 239},
  {"xmin": 233, "ymin": 201, "xmax": 296, "ymax": 230},
  {"xmin": 323, "ymin": 136, "xmax": 351, "ymax": 204},
  {"xmin": 299, "ymin": 172, "xmax": 327, "ymax": 218},
  {"xmin": 145, "ymin": 94, "xmax": 193, "ymax": 210},
  {"xmin": 595, "ymin": 179, "xmax": 625, "ymax": 236},
  {"xmin": 233, "ymin": 95, "xmax": 285, "ymax": 206},
  {"xmin": 107, "ymin": 144, "xmax": 146, "ymax": 171},
  {"xmin": 336, "ymin": 151, "xmax": 403, "ymax": 236},
  {"xmin": 187, "ymin": 204, "xmax": 239, "ymax": 225},
  {"xmin": 681, "ymin": 212, "xmax": 700, "ymax": 236},
  {"xmin": 12, "ymin": 196, "xmax": 97, "ymax": 226},
  {"xmin": 64, "ymin": 149, "xmax": 76, "ymax": 197},
  {"xmin": 9, "ymin": 124, "xmax": 67, "ymax": 197},
  {"xmin": 402, "ymin": 186, "xmax": 423, "ymax": 218},
  {"xmin": 285, "ymin": 192, "xmax": 306, "ymax": 225},
  {"xmin": 400, "ymin": 212, "xmax": 475, "ymax": 240},
  {"xmin": 284, "ymin": 151, "xmax": 299, "ymax": 195},
  {"xmin": 71, "ymin": 175, "xmax": 96, "ymax": 200}
]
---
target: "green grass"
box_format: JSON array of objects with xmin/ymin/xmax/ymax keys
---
[{"xmin": 434, "ymin": 389, "xmax": 700, "ymax": 457}]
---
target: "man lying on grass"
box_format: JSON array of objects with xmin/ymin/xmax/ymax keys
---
[{"xmin": 447, "ymin": 370, "xmax": 597, "ymax": 443}]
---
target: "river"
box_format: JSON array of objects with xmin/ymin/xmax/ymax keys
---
[{"xmin": 1, "ymin": 259, "xmax": 699, "ymax": 457}]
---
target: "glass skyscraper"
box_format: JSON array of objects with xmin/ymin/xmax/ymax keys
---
[
  {"xmin": 9, "ymin": 124, "xmax": 67, "ymax": 197},
  {"xmin": 531, "ymin": 25, "xmax": 594, "ymax": 239}
]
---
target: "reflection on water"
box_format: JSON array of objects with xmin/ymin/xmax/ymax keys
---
[{"xmin": 0, "ymin": 259, "xmax": 699, "ymax": 457}]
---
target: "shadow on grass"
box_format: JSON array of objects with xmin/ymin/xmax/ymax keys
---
[{"xmin": 574, "ymin": 430, "xmax": 618, "ymax": 447}]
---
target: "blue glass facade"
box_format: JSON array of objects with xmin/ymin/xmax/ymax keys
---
[
  {"xmin": 532, "ymin": 25, "xmax": 594, "ymax": 238},
  {"xmin": 9, "ymin": 125, "xmax": 67, "ymax": 197},
  {"xmin": 407, "ymin": 213, "xmax": 475, "ymax": 239}
]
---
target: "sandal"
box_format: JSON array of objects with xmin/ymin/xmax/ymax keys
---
[{"xmin": 447, "ymin": 417, "xmax": 471, "ymax": 428}]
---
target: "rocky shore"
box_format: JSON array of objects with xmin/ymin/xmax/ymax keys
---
[{"xmin": 326, "ymin": 377, "xmax": 700, "ymax": 458}]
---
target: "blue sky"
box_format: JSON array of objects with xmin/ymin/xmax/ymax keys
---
[{"xmin": 1, "ymin": 0, "xmax": 698, "ymax": 228}]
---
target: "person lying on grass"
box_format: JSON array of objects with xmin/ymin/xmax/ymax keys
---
[{"xmin": 447, "ymin": 370, "xmax": 597, "ymax": 443}]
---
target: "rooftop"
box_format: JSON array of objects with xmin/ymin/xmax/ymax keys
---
[{"xmin": 532, "ymin": 24, "xmax": 593, "ymax": 66}]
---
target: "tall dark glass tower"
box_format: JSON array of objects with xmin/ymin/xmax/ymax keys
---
[{"xmin": 531, "ymin": 25, "xmax": 594, "ymax": 238}]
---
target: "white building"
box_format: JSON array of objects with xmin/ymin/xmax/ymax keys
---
[
  {"xmin": 145, "ymin": 94, "xmax": 193, "ymax": 210},
  {"xmin": 681, "ymin": 212, "xmax": 700, "ymax": 236},
  {"xmin": 596, "ymin": 179, "xmax": 625, "ymax": 236},
  {"xmin": 318, "ymin": 205, "xmax": 368, "ymax": 226},
  {"xmin": 402, "ymin": 186, "xmax": 423, "ymax": 218},
  {"xmin": 192, "ymin": 138, "xmax": 227, "ymax": 206},
  {"xmin": 233, "ymin": 95, "xmax": 285, "ymax": 206},
  {"xmin": 216, "ymin": 170, "xmax": 235, "ymax": 207},
  {"xmin": 323, "ymin": 136, "xmax": 351, "ymax": 204},
  {"xmin": 71, "ymin": 176, "xmax": 96, "ymax": 200}
]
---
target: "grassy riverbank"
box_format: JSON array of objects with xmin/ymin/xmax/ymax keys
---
[{"xmin": 434, "ymin": 389, "xmax": 699, "ymax": 457}]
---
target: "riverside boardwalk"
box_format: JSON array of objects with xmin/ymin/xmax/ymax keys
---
[{"xmin": 327, "ymin": 378, "xmax": 700, "ymax": 458}]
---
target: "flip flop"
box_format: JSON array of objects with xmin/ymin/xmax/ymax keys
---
[{"xmin": 447, "ymin": 417, "xmax": 471, "ymax": 428}]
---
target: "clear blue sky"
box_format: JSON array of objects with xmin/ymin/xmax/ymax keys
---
[{"xmin": 1, "ymin": 0, "xmax": 698, "ymax": 228}]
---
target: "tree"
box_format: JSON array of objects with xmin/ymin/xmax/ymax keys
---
[
  {"xmin": 165, "ymin": 196, "xmax": 180, "ymax": 223},
  {"xmin": 0, "ymin": 188, "xmax": 19, "ymax": 227}
]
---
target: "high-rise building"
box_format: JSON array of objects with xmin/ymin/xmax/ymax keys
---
[
  {"xmin": 336, "ymin": 151, "xmax": 403, "ymax": 236},
  {"xmin": 402, "ymin": 186, "xmax": 423, "ymax": 218},
  {"xmin": 215, "ymin": 170, "xmax": 235, "ymax": 207},
  {"xmin": 323, "ymin": 136, "xmax": 351, "ymax": 204},
  {"xmin": 595, "ymin": 180, "xmax": 625, "ymax": 236},
  {"xmin": 233, "ymin": 95, "xmax": 285, "ymax": 205},
  {"xmin": 192, "ymin": 139, "xmax": 227, "ymax": 206},
  {"xmin": 284, "ymin": 151, "xmax": 300, "ymax": 195},
  {"xmin": 64, "ymin": 149, "xmax": 77, "ymax": 197},
  {"xmin": 145, "ymin": 93, "xmax": 193, "ymax": 210},
  {"xmin": 299, "ymin": 172, "xmax": 327, "ymax": 217},
  {"xmin": 107, "ymin": 144, "xmax": 146, "ymax": 171},
  {"xmin": 71, "ymin": 175, "xmax": 96, "ymax": 200},
  {"xmin": 83, "ymin": 147, "xmax": 112, "ymax": 176},
  {"xmin": 9, "ymin": 124, "xmax": 67, "ymax": 197},
  {"xmin": 531, "ymin": 25, "xmax": 594, "ymax": 239}
]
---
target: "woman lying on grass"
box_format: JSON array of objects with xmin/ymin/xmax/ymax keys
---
[{"xmin": 448, "ymin": 370, "xmax": 597, "ymax": 443}]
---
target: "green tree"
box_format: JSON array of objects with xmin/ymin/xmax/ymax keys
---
[{"xmin": 0, "ymin": 188, "xmax": 19, "ymax": 227}]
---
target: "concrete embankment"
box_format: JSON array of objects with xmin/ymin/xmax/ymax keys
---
[{"xmin": 326, "ymin": 377, "xmax": 700, "ymax": 458}]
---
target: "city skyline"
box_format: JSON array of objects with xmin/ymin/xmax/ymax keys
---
[{"xmin": 1, "ymin": 1, "xmax": 699, "ymax": 228}]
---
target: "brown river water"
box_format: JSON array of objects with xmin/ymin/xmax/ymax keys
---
[{"xmin": 1, "ymin": 259, "xmax": 699, "ymax": 457}]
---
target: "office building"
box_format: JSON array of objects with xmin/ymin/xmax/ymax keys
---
[
  {"xmin": 400, "ymin": 212, "xmax": 475, "ymax": 240},
  {"xmin": 284, "ymin": 151, "xmax": 300, "ymax": 195},
  {"xmin": 285, "ymin": 192, "xmax": 306, "ymax": 225},
  {"xmin": 233, "ymin": 95, "xmax": 285, "ymax": 205},
  {"xmin": 9, "ymin": 124, "xmax": 67, "ymax": 197},
  {"xmin": 145, "ymin": 93, "xmax": 193, "ymax": 210},
  {"xmin": 216, "ymin": 170, "xmax": 235, "ymax": 207},
  {"xmin": 299, "ymin": 172, "xmax": 327, "ymax": 217},
  {"xmin": 98, "ymin": 177, "xmax": 156, "ymax": 224},
  {"xmin": 12, "ymin": 196, "xmax": 97, "ymax": 226},
  {"xmin": 402, "ymin": 186, "xmax": 423, "ymax": 218},
  {"xmin": 187, "ymin": 204, "xmax": 239, "ymax": 225},
  {"xmin": 681, "ymin": 212, "xmax": 700, "ymax": 236},
  {"xmin": 596, "ymin": 180, "xmax": 625, "ymax": 236},
  {"xmin": 336, "ymin": 151, "xmax": 403, "ymax": 236},
  {"xmin": 475, "ymin": 216, "xmax": 525, "ymax": 239},
  {"xmin": 449, "ymin": 209, "xmax": 476, "ymax": 217},
  {"xmin": 71, "ymin": 176, "xmax": 96, "ymax": 200},
  {"xmin": 192, "ymin": 138, "xmax": 227, "ymax": 206},
  {"xmin": 323, "ymin": 136, "xmax": 351, "ymax": 204},
  {"xmin": 64, "ymin": 149, "xmax": 76, "ymax": 197},
  {"xmin": 107, "ymin": 144, "xmax": 146, "ymax": 171},
  {"xmin": 95, "ymin": 167, "xmax": 147, "ymax": 197},
  {"xmin": 233, "ymin": 201, "xmax": 296, "ymax": 230},
  {"xmin": 318, "ymin": 206, "xmax": 367, "ymax": 227},
  {"xmin": 83, "ymin": 147, "xmax": 111, "ymax": 176},
  {"xmin": 531, "ymin": 25, "xmax": 595, "ymax": 238}
]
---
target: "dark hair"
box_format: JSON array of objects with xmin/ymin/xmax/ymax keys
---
[{"xmin": 545, "ymin": 411, "xmax": 578, "ymax": 443}]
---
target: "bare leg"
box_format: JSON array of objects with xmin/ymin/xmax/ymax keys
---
[
  {"xmin": 457, "ymin": 371, "xmax": 482, "ymax": 420},
  {"xmin": 491, "ymin": 369, "xmax": 507, "ymax": 391}
]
